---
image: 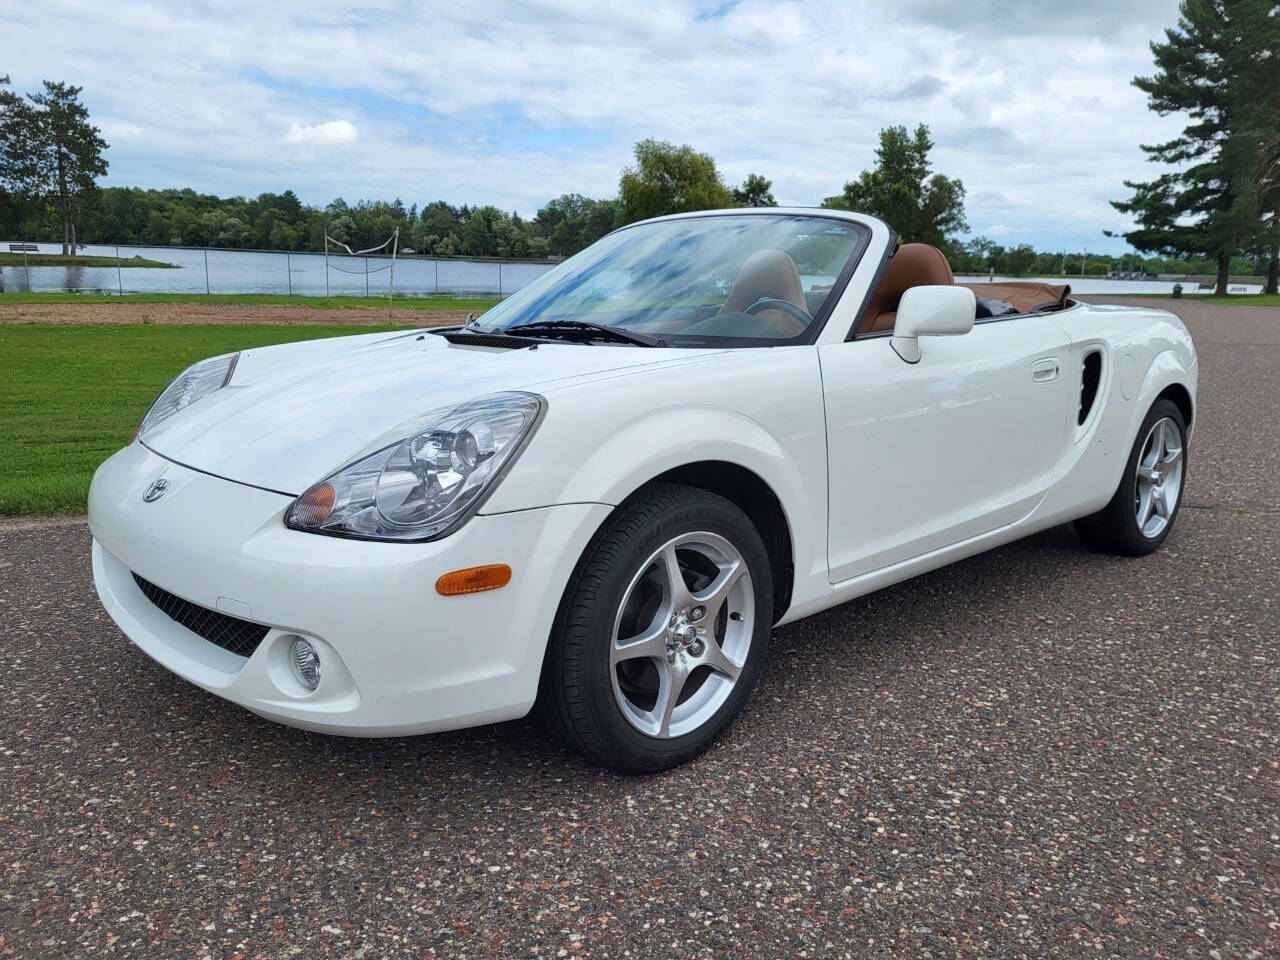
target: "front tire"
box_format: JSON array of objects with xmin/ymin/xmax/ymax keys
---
[
  {"xmin": 1075, "ymin": 398, "xmax": 1188, "ymax": 555},
  {"xmin": 537, "ymin": 483, "xmax": 772, "ymax": 773}
]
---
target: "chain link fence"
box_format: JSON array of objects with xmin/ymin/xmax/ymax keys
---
[{"xmin": 0, "ymin": 240, "xmax": 559, "ymax": 298}]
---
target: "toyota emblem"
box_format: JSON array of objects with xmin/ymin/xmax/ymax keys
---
[{"xmin": 143, "ymin": 478, "xmax": 170, "ymax": 502}]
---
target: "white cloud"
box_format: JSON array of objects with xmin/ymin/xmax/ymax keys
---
[
  {"xmin": 0, "ymin": 0, "xmax": 1187, "ymax": 250},
  {"xmin": 283, "ymin": 119, "xmax": 359, "ymax": 146}
]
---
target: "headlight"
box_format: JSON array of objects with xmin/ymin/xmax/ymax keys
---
[
  {"xmin": 286, "ymin": 392, "xmax": 545, "ymax": 542},
  {"xmin": 134, "ymin": 352, "xmax": 239, "ymax": 441}
]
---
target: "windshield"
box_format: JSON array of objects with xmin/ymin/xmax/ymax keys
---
[{"xmin": 472, "ymin": 213, "xmax": 868, "ymax": 346}]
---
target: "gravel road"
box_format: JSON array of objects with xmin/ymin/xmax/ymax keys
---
[{"xmin": 1, "ymin": 298, "xmax": 1276, "ymax": 958}]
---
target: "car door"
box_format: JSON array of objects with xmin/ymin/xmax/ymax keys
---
[{"xmin": 818, "ymin": 316, "xmax": 1073, "ymax": 583}]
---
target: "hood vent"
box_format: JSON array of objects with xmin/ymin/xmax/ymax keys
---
[{"xmin": 439, "ymin": 329, "xmax": 534, "ymax": 349}]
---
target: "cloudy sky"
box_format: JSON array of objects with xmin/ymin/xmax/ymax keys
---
[{"xmin": 3, "ymin": 0, "xmax": 1186, "ymax": 252}]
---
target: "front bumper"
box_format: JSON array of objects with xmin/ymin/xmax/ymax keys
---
[{"xmin": 88, "ymin": 444, "xmax": 610, "ymax": 736}]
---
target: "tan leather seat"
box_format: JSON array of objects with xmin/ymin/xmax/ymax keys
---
[
  {"xmin": 859, "ymin": 243, "xmax": 955, "ymax": 334},
  {"xmin": 718, "ymin": 249, "xmax": 809, "ymax": 336}
]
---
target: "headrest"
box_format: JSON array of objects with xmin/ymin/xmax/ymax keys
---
[
  {"xmin": 719, "ymin": 249, "xmax": 806, "ymax": 315},
  {"xmin": 860, "ymin": 243, "xmax": 955, "ymax": 333}
]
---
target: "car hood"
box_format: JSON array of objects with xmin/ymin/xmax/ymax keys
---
[{"xmin": 143, "ymin": 329, "xmax": 717, "ymax": 494}]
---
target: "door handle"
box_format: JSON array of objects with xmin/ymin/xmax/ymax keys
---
[{"xmin": 1031, "ymin": 358, "xmax": 1060, "ymax": 382}]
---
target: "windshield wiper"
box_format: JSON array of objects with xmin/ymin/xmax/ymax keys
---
[{"xmin": 504, "ymin": 319, "xmax": 665, "ymax": 347}]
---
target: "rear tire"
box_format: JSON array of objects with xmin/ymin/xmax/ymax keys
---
[
  {"xmin": 537, "ymin": 483, "xmax": 772, "ymax": 773},
  {"xmin": 1075, "ymin": 398, "xmax": 1187, "ymax": 556}
]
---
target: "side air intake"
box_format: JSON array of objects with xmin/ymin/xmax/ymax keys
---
[{"xmin": 1078, "ymin": 351, "xmax": 1102, "ymax": 426}]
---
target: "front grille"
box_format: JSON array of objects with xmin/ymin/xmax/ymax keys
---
[{"xmin": 132, "ymin": 573, "xmax": 269, "ymax": 658}]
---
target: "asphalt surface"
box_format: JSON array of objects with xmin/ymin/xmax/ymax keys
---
[{"xmin": 2, "ymin": 298, "xmax": 1277, "ymax": 958}]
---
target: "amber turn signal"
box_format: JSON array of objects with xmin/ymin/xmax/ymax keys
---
[
  {"xmin": 291, "ymin": 483, "xmax": 336, "ymax": 526},
  {"xmin": 436, "ymin": 563, "xmax": 512, "ymax": 596}
]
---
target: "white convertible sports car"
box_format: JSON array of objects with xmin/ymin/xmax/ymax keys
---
[{"xmin": 89, "ymin": 209, "xmax": 1197, "ymax": 772}]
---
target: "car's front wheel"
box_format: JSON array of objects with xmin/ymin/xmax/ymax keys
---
[{"xmin": 538, "ymin": 483, "xmax": 772, "ymax": 773}]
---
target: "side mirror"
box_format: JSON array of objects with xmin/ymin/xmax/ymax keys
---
[{"xmin": 891, "ymin": 285, "xmax": 976, "ymax": 363}]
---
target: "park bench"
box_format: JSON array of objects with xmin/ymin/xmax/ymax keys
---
[{"xmin": 8, "ymin": 243, "xmax": 38, "ymax": 253}]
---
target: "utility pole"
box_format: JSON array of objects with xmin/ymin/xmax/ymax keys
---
[{"xmin": 387, "ymin": 227, "xmax": 399, "ymax": 321}]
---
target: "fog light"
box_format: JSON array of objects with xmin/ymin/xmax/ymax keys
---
[{"xmin": 290, "ymin": 637, "xmax": 321, "ymax": 691}]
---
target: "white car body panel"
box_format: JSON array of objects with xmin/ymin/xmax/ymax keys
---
[
  {"xmin": 143, "ymin": 331, "xmax": 722, "ymax": 495},
  {"xmin": 87, "ymin": 207, "xmax": 1197, "ymax": 735},
  {"xmin": 90, "ymin": 443, "xmax": 611, "ymax": 733},
  {"xmin": 820, "ymin": 315, "xmax": 1074, "ymax": 581}
]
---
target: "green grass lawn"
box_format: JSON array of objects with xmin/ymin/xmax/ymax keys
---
[
  {"xmin": 1102, "ymin": 292, "xmax": 1280, "ymax": 306},
  {"xmin": 0, "ymin": 252, "xmax": 176, "ymax": 268},
  {"xmin": 0, "ymin": 323, "xmax": 420, "ymax": 516},
  {"xmin": 1180, "ymin": 293, "xmax": 1280, "ymax": 306},
  {"xmin": 0, "ymin": 291, "xmax": 501, "ymax": 310}
]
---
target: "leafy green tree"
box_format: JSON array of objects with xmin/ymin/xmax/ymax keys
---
[
  {"xmin": 617, "ymin": 138, "xmax": 734, "ymax": 225},
  {"xmin": 460, "ymin": 206, "xmax": 499, "ymax": 256},
  {"xmin": 413, "ymin": 200, "xmax": 459, "ymax": 252},
  {"xmin": 325, "ymin": 214, "xmax": 355, "ymax": 246},
  {"xmin": 535, "ymin": 193, "xmax": 619, "ymax": 256},
  {"xmin": 216, "ymin": 216, "xmax": 248, "ymax": 248},
  {"xmin": 733, "ymin": 173, "xmax": 777, "ymax": 207},
  {"xmin": 823, "ymin": 124, "xmax": 967, "ymax": 247},
  {"xmin": 1, "ymin": 82, "xmax": 109, "ymax": 253},
  {"xmin": 1004, "ymin": 243, "xmax": 1037, "ymax": 277},
  {"xmin": 1113, "ymin": 0, "xmax": 1280, "ymax": 295}
]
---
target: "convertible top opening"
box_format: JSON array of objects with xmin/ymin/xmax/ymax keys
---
[{"xmin": 858, "ymin": 243, "xmax": 1073, "ymax": 334}]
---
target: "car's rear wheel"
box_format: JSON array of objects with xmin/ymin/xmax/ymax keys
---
[
  {"xmin": 1075, "ymin": 398, "xmax": 1187, "ymax": 555},
  {"xmin": 537, "ymin": 483, "xmax": 772, "ymax": 773}
]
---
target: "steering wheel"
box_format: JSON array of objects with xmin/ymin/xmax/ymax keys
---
[{"xmin": 744, "ymin": 297, "xmax": 813, "ymax": 327}]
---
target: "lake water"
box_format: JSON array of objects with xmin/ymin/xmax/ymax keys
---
[
  {"xmin": 0, "ymin": 242, "xmax": 556, "ymax": 298},
  {"xmin": 0, "ymin": 242, "xmax": 1263, "ymax": 298}
]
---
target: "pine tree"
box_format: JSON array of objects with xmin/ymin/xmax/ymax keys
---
[
  {"xmin": 1255, "ymin": 80, "xmax": 1280, "ymax": 294},
  {"xmin": 1, "ymin": 81, "xmax": 109, "ymax": 254},
  {"xmin": 1114, "ymin": 1, "xmax": 1280, "ymax": 296}
]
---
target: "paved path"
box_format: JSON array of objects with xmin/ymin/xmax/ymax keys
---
[{"xmin": 1, "ymin": 299, "xmax": 1276, "ymax": 958}]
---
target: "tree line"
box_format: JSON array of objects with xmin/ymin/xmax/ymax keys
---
[{"xmin": 0, "ymin": 123, "xmax": 1259, "ymax": 279}]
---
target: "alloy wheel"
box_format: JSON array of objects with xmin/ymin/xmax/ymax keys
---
[
  {"xmin": 609, "ymin": 532, "xmax": 754, "ymax": 739},
  {"xmin": 1134, "ymin": 416, "xmax": 1184, "ymax": 539}
]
